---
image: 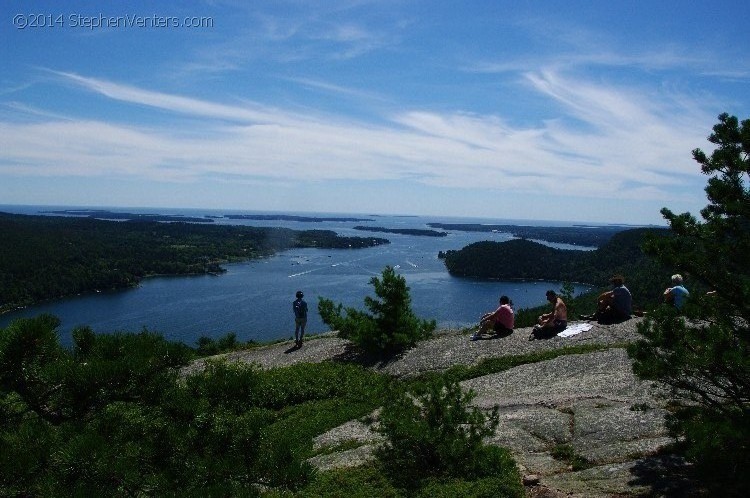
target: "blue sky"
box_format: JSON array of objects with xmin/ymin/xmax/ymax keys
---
[{"xmin": 2, "ymin": 1, "xmax": 748, "ymax": 224}]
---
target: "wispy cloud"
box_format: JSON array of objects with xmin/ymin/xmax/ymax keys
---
[
  {"xmin": 1, "ymin": 68, "xmax": 711, "ymax": 208},
  {"xmin": 282, "ymin": 76, "xmax": 391, "ymax": 102},
  {"xmin": 54, "ymin": 70, "xmax": 291, "ymax": 125},
  {"xmin": 177, "ymin": 3, "xmax": 406, "ymax": 75}
]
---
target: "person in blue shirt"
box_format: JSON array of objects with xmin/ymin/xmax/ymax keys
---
[{"xmin": 664, "ymin": 274, "xmax": 690, "ymax": 309}]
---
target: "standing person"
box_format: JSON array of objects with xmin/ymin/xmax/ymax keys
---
[
  {"xmin": 293, "ymin": 290, "xmax": 308, "ymax": 347},
  {"xmin": 532, "ymin": 290, "xmax": 567, "ymax": 339},
  {"xmin": 472, "ymin": 295, "xmax": 514, "ymax": 340},
  {"xmin": 587, "ymin": 275, "xmax": 632, "ymax": 323},
  {"xmin": 664, "ymin": 274, "xmax": 690, "ymax": 309}
]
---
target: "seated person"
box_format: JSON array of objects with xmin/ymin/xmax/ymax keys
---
[
  {"xmin": 664, "ymin": 274, "xmax": 690, "ymax": 309},
  {"xmin": 472, "ymin": 295, "xmax": 514, "ymax": 339},
  {"xmin": 531, "ymin": 290, "xmax": 567, "ymax": 338},
  {"xmin": 587, "ymin": 275, "xmax": 632, "ymax": 324}
]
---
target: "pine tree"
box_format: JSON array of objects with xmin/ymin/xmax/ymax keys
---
[
  {"xmin": 318, "ymin": 266, "xmax": 436, "ymax": 354},
  {"xmin": 628, "ymin": 113, "xmax": 750, "ymax": 491}
]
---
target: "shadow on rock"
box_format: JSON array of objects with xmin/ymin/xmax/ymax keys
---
[
  {"xmin": 332, "ymin": 343, "xmax": 408, "ymax": 368},
  {"xmin": 283, "ymin": 344, "xmax": 301, "ymax": 354},
  {"xmin": 474, "ymin": 329, "xmax": 513, "ymax": 340},
  {"xmin": 528, "ymin": 328, "xmax": 561, "ymax": 340},
  {"xmin": 629, "ymin": 454, "xmax": 703, "ymax": 497}
]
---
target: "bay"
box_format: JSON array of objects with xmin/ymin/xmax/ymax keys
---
[{"xmin": 0, "ymin": 206, "xmax": 593, "ymax": 347}]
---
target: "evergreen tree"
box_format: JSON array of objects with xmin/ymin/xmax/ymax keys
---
[
  {"xmin": 318, "ymin": 266, "xmax": 436, "ymax": 354},
  {"xmin": 374, "ymin": 377, "xmax": 522, "ymax": 495},
  {"xmin": 628, "ymin": 113, "xmax": 750, "ymax": 492}
]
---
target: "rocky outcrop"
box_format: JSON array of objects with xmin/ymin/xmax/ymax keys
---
[
  {"xmin": 185, "ymin": 319, "xmax": 699, "ymax": 496},
  {"xmin": 466, "ymin": 348, "xmax": 684, "ymax": 496}
]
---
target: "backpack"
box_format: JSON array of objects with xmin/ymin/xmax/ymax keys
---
[{"xmin": 293, "ymin": 299, "xmax": 307, "ymax": 319}]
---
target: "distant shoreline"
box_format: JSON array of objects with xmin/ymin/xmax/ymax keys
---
[
  {"xmin": 352, "ymin": 226, "xmax": 448, "ymax": 237},
  {"xmin": 224, "ymin": 214, "xmax": 374, "ymax": 223}
]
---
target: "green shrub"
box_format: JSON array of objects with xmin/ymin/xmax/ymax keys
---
[
  {"xmin": 253, "ymin": 361, "xmax": 390, "ymax": 409},
  {"xmin": 297, "ymin": 464, "xmax": 402, "ymax": 497},
  {"xmin": 195, "ymin": 332, "xmax": 256, "ymax": 356},
  {"xmin": 0, "ymin": 315, "xmax": 333, "ymax": 495},
  {"xmin": 0, "ymin": 314, "xmax": 67, "ymax": 421},
  {"xmin": 550, "ymin": 443, "xmax": 591, "ymax": 471},
  {"xmin": 416, "ymin": 475, "xmax": 524, "ymax": 498},
  {"xmin": 375, "ymin": 377, "xmax": 518, "ymax": 491},
  {"xmin": 184, "ymin": 359, "xmax": 263, "ymax": 412},
  {"xmin": 318, "ymin": 266, "xmax": 436, "ymax": 355},
  {"xmin": 0, "ymin": 396, "xmax": 55, "ymax": 495}
]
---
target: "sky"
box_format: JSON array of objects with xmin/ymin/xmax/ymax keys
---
[{"xmin": 1, "ymin": 1, "xmax": 748, "ymax": 225}]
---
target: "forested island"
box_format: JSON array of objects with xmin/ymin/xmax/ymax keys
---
[
  {"xmin": 428, "ymin": 222, "xmax": 639, "ymax": 247},
  {"xmin": 352, "ymin": 226, "xmax": 448, "ymax": 237},
  {"xmin": 224, "ymin": 214, "xmax": 374, "ymax": 222},
  {"xmin": 0, "ymin": 212, "xmax": 388, "ymax": 314},
  {"xmin": 440, "ymin": 227, "xmax": 673, "ymax": 309}
]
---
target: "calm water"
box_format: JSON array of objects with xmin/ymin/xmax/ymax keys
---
[{"xmin": 0, "ymin": 206, "xmax": 593, "ymax": 347}]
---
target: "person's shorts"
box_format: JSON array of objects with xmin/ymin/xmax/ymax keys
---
[
  {"xmin": 295, "ymin": 317, "xmax": 307, "ymax": 326},
  {"xmin": 552, "ymin": 320, "xmax": 567, "ymax": 332},
  {"xmin": 492, "ymin": 322, "xmax": 513, "ymax": 335},
  {"xmin": 531, "ymin": 320, "xmax": 566, "ymax": 340}
]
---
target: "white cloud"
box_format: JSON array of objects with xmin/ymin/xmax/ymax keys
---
[{"xmin": 0, "ymin": 69, "xmax": 713, "ymax": 214}]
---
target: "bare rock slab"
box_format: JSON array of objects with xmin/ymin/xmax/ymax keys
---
[{"xmin": 463, "ymin": 348, "xmax": 676, "ymax": 495}]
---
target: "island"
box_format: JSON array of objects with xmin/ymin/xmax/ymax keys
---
[
  {"xmin": 427, "ymin": 223, "xmax": 640, "ymax": 248},
  {"xmin": 352, "ymin": 226, "xmax": 448, "ymax": 237},
  {"xmin": 439, "ymin": 227, "xmax": 671, "ymax": 308},
  {"xmin": 0, "ymin": 212, "xmax": 388, "ymax": 314}
]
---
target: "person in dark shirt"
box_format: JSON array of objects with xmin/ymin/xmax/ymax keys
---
[
  {"xmin": 585, "ymin": 275, "xmax": 632, "ymax": 324},
  {"xmin": 292, "ymin": 290, "xmax": 308, "ymax": 347}
]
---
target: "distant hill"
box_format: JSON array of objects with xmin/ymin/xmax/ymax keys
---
[{"xmin": 441, "ymin": 228, "xmax": 673, "ymax": 308}]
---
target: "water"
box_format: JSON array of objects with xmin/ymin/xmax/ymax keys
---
[{"xmin": 0, "ymin": 206, "xmax": 593, "ymax": 347}]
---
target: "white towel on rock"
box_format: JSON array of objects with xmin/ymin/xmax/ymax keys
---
[{"xmin": 558, "ymin": 322, "xmax": 594, "ymax": 338}]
